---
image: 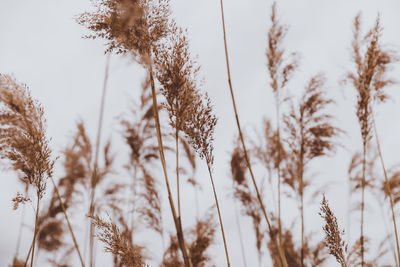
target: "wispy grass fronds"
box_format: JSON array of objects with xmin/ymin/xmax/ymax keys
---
[
  {"xmin": 230, "ymin": 142, "xmax": 265, "ymax": 260},
  {"xmin": 162, "ymin": 211, "xmax": 217, "ymax": 267},
  {"xmin": 267, "ymin": 220, "xmax": 327, "ymax": 267},
  {"xmin": 348, "ymin": 145, "xmax": 378, "ymax": 193},
  {"xmin": 137, "ymin": 168, "xmax": 163, "ymax": 235},
  {"xmin": 77, "ymin": 0, "xmax": 170, "ymax": 64},
  {"xmin": 319, "ymin": 195, "xmax": 348, "ymax": 267},
  {"xmin": 283, "ymin": 74, "xmax": 339, "ymax": 266},
  {"xmin": 344, "ymin": 13, "xmax": 398, "ymax": 264},
  {"xmin": 182, "ymin": 87, "xmax": 231, "ymax": 266},
  {"xmin": 0, "ymin": 74, "xmax": 54, "ymax": 198},
  {"xmin": 218, "ymin": 1, "xmax": 287, "ymax": 265},
  {"xmin": 0, "ymin": 74, "xmax": 55, "ymax": 267},
  {"xmin": 154, "ymin": 23, "xmax": 200, "ymax": 218},
  {"xmin": 12, "ymin": 192, "xmax": 31, "ymax": 210},
  {"xmin": 267, "ymin": 2, "xmax": 298, "ymax": 95},
  {"xmin": 37, "ymin": 218, "xmax": 64, "ymax": 252},
  {"xmin": 183, "ymin": 92, "xmax": 217, "ymax": 167},
  {"xmin": 78, "ymin": 2, "xmax": 192, "ymax": 265},
  {"xmin": 91, "ymin": 215, "xmax": 145, "ymax": 267},
  {"xmin": 266, "ymin": 2, "xmax": 298, "ymax": 255},
  {"xmin": 382, "ymin": 170, "xmax": 400, "ymax": 204},
  {"xmin": 120, "ymin": 79, "xmax": 164, "ymax": 244}
]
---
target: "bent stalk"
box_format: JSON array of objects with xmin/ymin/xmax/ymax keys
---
[
  {"xmin": 218, "ymin": 1, "xmax": 287, "ymax": 266},
  {"xmin": 206, "ymin": 164, "xmax": 231, "ymax": 267},
  {"xmin": 148, "ymin": 62, "xmax": 193, "ymax": 267},
  {"xmin": 373, "ymin": 114, "xmax": 400, "ymax": 265}
]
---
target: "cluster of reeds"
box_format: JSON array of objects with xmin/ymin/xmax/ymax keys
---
[{"xmin": 4, "ymin": 1, "xmax": 400, "ymax": 267}]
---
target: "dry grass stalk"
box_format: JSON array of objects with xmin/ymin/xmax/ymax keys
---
[
  {"xmin": 283, "ymin": 74, "xmax": 339, "ymax": 267},
  {"xmin": 58, "ymin": 121, "xmax": 114, "ymax": 266},
  {"xmin": 319, "ymin": 195, "xmax": 348, "ymax": 267},
  {"xmin": 91, "ymin": 215, "xmax": 145, "ymax": 267},
  {"xmin": 230, "ymin": 142, "xmax": 265, "ymax": 261},
  {"xmin": 344, "ymin": 13, "xmax": 398, "ymax": 265},
  {"xmin": 267, "ymin": 220, "xmax": 327, "ymax": 267},
  {"xmin": 372, "ymin": 108, "xmax": 400, "ymax": 266},
  {"xmin": 87, "ymin": 54, "xmax": 111, "ymax": 267},
  {"xmin": 266, "ymin": 3, "xmax": 298, "ymax": 247},
  {"xmin": 162, "ymin": 211, "xmax": 217, "ymax": 267},
  {"xmin": 77, "ymin": 1, "xmax": 193, "ymax": 266},
  {"xmin": 0, "ymin": 74, "xmax": 55, "ymax": 267},
  {"xmin": 120, "ymin": 77, "xmax": 163, "ymax": 242},
  {"xmin": 154, "ymin": 22, "xmax": 200, "ymax": 219},
  {"xmin": 182, "ymin": 86, "xmax": 231, "ymax": 266},
  {"xmin": 218, "ymin": 1, "xmax": 287, "ymax": 265}
]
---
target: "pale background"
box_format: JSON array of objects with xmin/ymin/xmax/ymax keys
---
[{"xmin": 1, "ymin": 0, "xmax": 400, "ymax": 266}]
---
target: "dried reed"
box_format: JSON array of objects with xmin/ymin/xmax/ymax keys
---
[
  {"xmin": 0, "ymin": 74, "xmax": 55, "ymax": 267},
  {"xmin": 344, "ymin": 13, "xmax": 399, "ymax": 265},
  {"xmin": 162, "ymin": 211, "xmax": 216, "ymax": 267},
  {"xmin": 154, "ymin": 23, "xmax": 200, "ymax": 220},
  {"xmin": 88, "ymin": 54, "xmax": 110, "ymax": 267},
  {"xmin": 182, "ymin": 87, "xmax": 231, "ymax": 266},
  {"xmin": 218, "ymin": 1, "xmax": 287, "ymax": 265},
  {"xmin": 266, "ymin": 3, "xmax": 298, "ymax": 248},
  {"xmin": 77, "ymin": 1, "xmax": 193, "ymax": 265},
  {"xmin": 319, "ymin": 195, "xmax": 348, "ymax": 267},
  {"xmin": 91, "ymin": 215, "xmax": 145, "ymax": 267},
  {"xmin": 283, "ymin": 74, "xmax": 339, "ymax": 267}
]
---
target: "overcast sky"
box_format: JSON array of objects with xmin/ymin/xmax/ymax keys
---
[{"xmin": 2, "ymin": 0, "xmax": 400, "ymax": 266}]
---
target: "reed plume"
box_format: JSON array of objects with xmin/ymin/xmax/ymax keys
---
[
  {"xmin": 218, "ymin": 1, "xmax": 287, "ymax": 265},
  {"xmin": 266, "ymin": 2, "xmax": 298, "ymax": 247},
  {"xmin": 182, "ymin": 85, "xmax": 231, "ymax": 266},
  {"xmin": 78, "ymin": 2, "xmax": 192, "ymax": 265},
  {"xmin": 0, "ymin": 74, "xmax": 55, "ymax": 267},
  {"xmin": 91, "ymin": 215, "xmax": 145, "ymax": 267},
  {"xmin": 319, "ymin": 195, "xmax": 348, "ymax": 267},
  {"xmin": 230, "ymin": 141, "xmax": 265, "ymax": 261},
  {"xmin": 154, "ymin": 22, "xmax": 200, "ymax": 220},
  {"xmin": 344, "ymin": 13, "xmax": 398, "ymax": 265},
  {"xmin": 121, "ymin": 81, "xmax": 164, "ymax": 241},
  {"xmin": 283, "ymin": 74, "xmax": 339, "ymax": 267},
  {"xmin": 267, "ymin": 220, "xmax": 327, "ymax": 267},
  {"xmin": 162, "ymin": 211, "xmax": 216, "ymax": 267}
]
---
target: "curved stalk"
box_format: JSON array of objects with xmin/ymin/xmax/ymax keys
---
[
  {"xmin": 206, "ymin": 163, "xmax": 231, "ymax": 267},
  {"xmin": 234, "ymin": 198, "xmax": 248, "ymax": 267},
  {"xmin": 218, "ymin": 1, "xmax": 287, "ymax": 266},
  {"xmin": 50, "ymin": 177, "xmax": 85, "ymax": 267},
  {"xmin": 372, "ymin": 114, "xmax": 400, "ymax": 265},
  {"xmin": 89, "ymin": 54, "xmax": 110, "ymax": 267},
  {"xmin": 29, "ymin": 193, "xmax": 40, "ymax": 267},
  {"xmin": 176, "ymin": 128, "xmax": 181, "ymax": 218},
  {"xmin": 148, "ymin": 62, "xmax": 193, "ymax": 267},
  {"xmin": 361, "ymin": 141, "xmax": 366, "ymax": 267}
]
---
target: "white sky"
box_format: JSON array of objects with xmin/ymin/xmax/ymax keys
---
[{"xmin": 1, "ymin": 0, "xmax": 400, "ymax": 266}]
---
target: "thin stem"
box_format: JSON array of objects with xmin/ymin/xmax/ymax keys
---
[
  {"xmin": 206, "ymin": 163, "xmax": 230, "ymax": 267},
  {"xmin": 218, "ymin": 1, "xmax": 287, "ymax": 266},
  {"xmin": 148, "ymin": 62, "xmax": 193, "ymax": 267},
  {"xmin": 275, "ymin": 88, "xmax": 283, "ymax": 249},
  {"xmin": 234, "ymin": 199, "xmax": 248, "ymax": 267},
  {"xmin": 300, "ymin": 125, "xmax": 305, "ymax": 267},
  {"xmin": 130, "ymin": 164, "xmax": 138, "ymax": 244},
  {"xmin": 372, "ymin": 114, "xmax": 400, "ymax": 265},
  {"xmin": 89, "ymin": 54, "xmax": 110, "ymax": 267},
  {"xmin": 176, "ymin": 127, "xmax": 181, "ymax": 218},
  {"xmin": 29, "ymin": 192, "xmax": 40, "ymax": 267},
  {"xmin": 300, "ymin": 192, "xmax": 305, "ymax": 267},
  {"xmin": 361, "ymin": 141, "xmax": 366, "ymax": 267},
  {"xmin": 23, "ymin": 225, "xmax": 33, "ymax": 267},
  {"xmin": 15, "ymin": 184, "xmax": 28, "ymax": 260},
  {"xmin": 50, "ymin": 177, "xmax": 85, "ymax": 267}
]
